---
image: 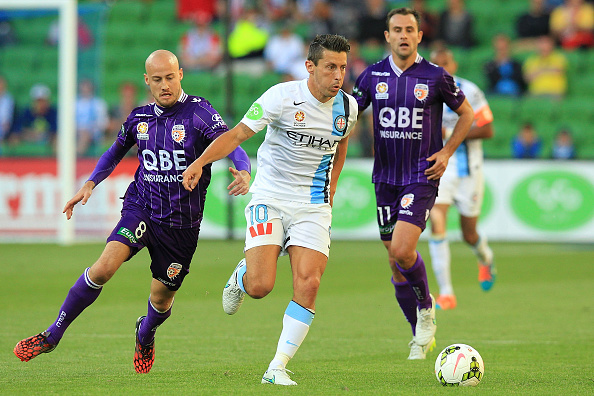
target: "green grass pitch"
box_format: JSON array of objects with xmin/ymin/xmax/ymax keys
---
[{"xmin": 1, "ymin": 240, "xmax": 593, "ymax": 395}]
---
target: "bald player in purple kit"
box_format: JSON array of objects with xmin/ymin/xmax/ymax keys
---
[
  {"xmin": 352, "ymin": 8, "xmax": 474, "ymax": 360},
  {"xmin": 13, "ymin": 50, "xmax": 252, "ymax": 373}
]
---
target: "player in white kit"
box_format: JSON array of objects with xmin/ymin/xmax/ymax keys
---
[
  {"xmin": 182, "ymin": 34, "xmax": 358, "ymax": 385},
  {"xmin": 428, "ymin": 48, "xmax": 496, "ymax": 311}
]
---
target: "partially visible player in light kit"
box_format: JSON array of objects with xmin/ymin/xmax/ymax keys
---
[
  {"xmin": 14, "ymin": 50, "xmax": 251, "ymax": 374},
  {"xmin": 428, "ymin": 47, "xmax": 496, "ymax": 311}
]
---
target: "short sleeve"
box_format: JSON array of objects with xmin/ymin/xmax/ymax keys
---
[
  {"xmin": 352, "ymin": 67, "xmax": 372, "ymax": 112},
  {"xmin": 192, "ymin": 98, "xmax": 229, "ymax": 142},
  {"xmin": 240, "ymin": 85, "xmax": 282, "ymax": 133},
  {"xmin": 116, "ymin": 113, "xmax": 138, "ymax": 149},
  {"xmin": 440, "ymin": 70, "xmax": 466, "ymax": 112}
]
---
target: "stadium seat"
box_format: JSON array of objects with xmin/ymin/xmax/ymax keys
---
[
  {"xmin": 488, "ymin": 96, "xmax": 521, "ymax": 121},
  {"xmin": 519, "ymin": 97, "xmax": 562, "ymax": 123},
  {"xmin": 108, "ymin": 1, "xmax": 146, "ymax": 23},
  {"xmin": 147, "ymin": 0, "xmax": 177, "ymax": 24}
]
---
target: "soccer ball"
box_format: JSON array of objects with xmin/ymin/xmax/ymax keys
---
[{"xmin": 434, "ymin": 344, "xmax": 484, "ymax": 386}]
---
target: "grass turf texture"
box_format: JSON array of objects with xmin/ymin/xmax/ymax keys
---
[{"xmin": 1, "ymin": 241, "xmax": 593, "ymax": 395}]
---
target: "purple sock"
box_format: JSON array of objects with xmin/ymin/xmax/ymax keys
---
[
  {"xmin": 391, "ymin": 277, "xmax": 417, "ymax": 335},
  {"xmin": 137, "ymin": 298, "xmax": 172, "ymax": 346},
  {"xmin": 395, "ymin": 252, "xmax": 432, "ymax": 310},
  {"xmin": 46, "ymin": 268, "xmax": 102, "ymax": 345}
]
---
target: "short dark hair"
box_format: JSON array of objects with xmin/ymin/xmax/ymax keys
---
[
  {"xmin": 386, "ymin": 7, "xmax": 421, "ymax": 31},
  {"xmin": 307, "ymin": 34, "xmax": 350, "ymax": 66}
]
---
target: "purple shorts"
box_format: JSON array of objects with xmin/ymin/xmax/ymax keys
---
[
  {"xmin": 107, "ymin": 200, "xmax": 199, "ymax": 291},
  {"xmin": 374, "ymin": 183, "xmax": 438, "ymax": 241}
]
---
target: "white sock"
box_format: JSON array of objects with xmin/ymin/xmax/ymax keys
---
[
  {"xmin": 429, "ymin": 235, "xmax": 454, "ymax": 296},
  {"xmin": 268, "ymin": 301, "xmax": 314, "ymax": 370},
  {"xmin": 470, "ymin": 235, "xmax": 493, "ymax": 265}
]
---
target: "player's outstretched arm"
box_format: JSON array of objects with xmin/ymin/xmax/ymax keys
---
[
  {"xmin": 426, "ymin": 98, "xmax": 474, "ymax": 180},
  {"xmin": 63, "ymin": 180, "xmax": 96, "ymax": 220},
  {"xmin": 182, "ymin": 123, "xmax": 255, "ymax": 191},
  {"xmin": 227, "ymin": 168, "xmax": 251, "ymax": 196}
]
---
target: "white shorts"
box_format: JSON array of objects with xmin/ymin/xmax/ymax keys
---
[
  {"xmin": 244, "ymin": 195, "xmax": 332, "ymax": 257},
  {"xmin": 435, "ymin": 169, "xmax": 484, "ymax": 217}
]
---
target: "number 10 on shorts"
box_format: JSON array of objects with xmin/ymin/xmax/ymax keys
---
[{"xmin": 248, "ymin": 204, "xmax": 273, "ymax": 238}]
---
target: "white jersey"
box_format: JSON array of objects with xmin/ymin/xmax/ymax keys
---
[
  {"xmin": 241, "ymin": 79, "xmax": 358, "ymax": 204},
  {"xmin": 442, "ymin": 76, "xmax": 493, "ymax": 176}
]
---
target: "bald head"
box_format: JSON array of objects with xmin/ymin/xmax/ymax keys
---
[
  {"xmin": 145, "ymin": 49, "xmax": 179, "ymax": 73},
  {"xmin": 144, "ymin": 49, "xmax": 183, "ymax": 108}
]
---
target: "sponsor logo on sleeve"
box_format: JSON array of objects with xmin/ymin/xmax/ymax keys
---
[{"xmin": 245, "ymin": 103, "xmax": 264, "ymax": 120}]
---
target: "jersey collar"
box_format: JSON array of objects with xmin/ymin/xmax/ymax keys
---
[
  {"xmin": 389, "ymin": 53, "xmax": 423, "ymax": 76},
  {"xmin": 153, "ymin": 90, "xmax": 188, "ymax": 116}
]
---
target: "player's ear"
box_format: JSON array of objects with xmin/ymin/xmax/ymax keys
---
[
  {"xmin": 305, "ymin": 59, "xmax": 314, "ymax": 74},
  {"xmin": 144, "ymin": 73, "xmax": 149, "ymax": 86},
  {"xmin": 179, "ymin": 68, "xmax": 184, "ymax": 81},
  {"xmin": 418, "ymin": 30, "xmax": 423, "ymax": 43}
]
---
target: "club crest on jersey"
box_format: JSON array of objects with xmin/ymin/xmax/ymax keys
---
[
  {"xmin": 137, "ymin": 122, "xmax": 149, "ymax": 140},
  {"xmin": 334, "ymin": 115, "xmax": 347, "ymax": 132},
  {"xmin": 375, "ymin": 82, "xmax": 389, "ymax": 99},
  {"xmin": 171, "ymin": 124, "xmax": 186, "ymax": 143},
  {"xmin": 414, "ymin": 84, "xmax": 429, "ymax": 101},
  {"xmin": 401, "ymin": 193, "xmax": 414, "ymax": 209},
  {"xmin": 167, "ymin": 263, "xmax": 183, "ymax": 279},
  {"xmin": 294, "ymin": 111, "xmax": 306, "ymax": 127}
]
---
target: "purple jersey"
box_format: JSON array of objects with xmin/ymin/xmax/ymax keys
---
[
  {"xmin": 93, "ymin": 91, "xmax": 230, "ymax": 229},
  {"xmin": 353, "ymin": 54, "xmax": 465, "ymax": 187}
]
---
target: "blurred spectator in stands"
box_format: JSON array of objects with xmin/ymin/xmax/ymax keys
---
[
  {"xmin": 413, "ymin": 0, "xmax": 440, "ymax": 48},
  {"xmin": 358, "ymin": 0, "xmax": 389, "ymax": 45},
  {"xmin": 512, "ymin": 122, "xmax": 543, "ymax": 159},
  {"xmin": 179, "ymin": 11, "xmax": 223, "ymax": 72},
  {"xmin": 516, "ymin": 0, "xmax": 552, "ymax": 50},
  {"xmin": 484, "ymin": 33, "xmax": 527, "ymax": 96},
  {"xmin": 108, "ymin": 82, "xmax": 139, "ymax": 140},
  {"xmin": 329, "ymin": 0, "xmax": 365, "ymax": 40},
  {"xmin": 306, "ymin": 0, "xmax": 333, "ymax": 38},
  {"xmin": 228, "ymin": 7, "xmax": 269, "ymax": 75},
  {"xmin": 262, "ymin": 0, "xmax": 294, "ymax": 22},
  {"xmin": 343, "ymin": 40, "xmax": 368, "ymax": 93},
  {"xmin": 76, "ymin": 79, "xmax": 108, "ymax": 157},
  {"xmin": 177, "ymin": 0, "xmax": 217, "ymax": 21},
  {"xmin": 46, "ymin": 19, "xmax": 93, "ymax": 49},
  {"xmin": 550, "ymin": 0, "xmax": 594, "ymax": 49},
  {"xmin": 0, "ymin": 75, "xmax": 15, "ymax": 143},
  {"xmin": 0, "ymin": 20, "xmax": 17, "ymax": 47},
  {"xmin": 437, "ymin": 0, "xmax": 476, "ymax": 48},
  {"xmin": 551, "ymin": 127, "xmax": 576, "ymax": 159},
  {"xmin": 264, "ymin": 21, "xmax": 305, "ymax": 75},
  {"xmin": 523, "ymin": 35, "xmax": 568, "ymax": 98},
  {"xmin": 16, "ymin": 84, "xmax": 57, "ymax": 147}
]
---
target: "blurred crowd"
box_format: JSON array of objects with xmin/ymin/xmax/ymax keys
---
[{"xmin": 1, "ymin": 0, "xmax": 593, "ymax": 158}]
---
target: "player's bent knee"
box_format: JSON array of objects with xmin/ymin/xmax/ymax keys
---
[{"xmin": 246, "ymin": 279, "xmax": 274, "ymax": 299}]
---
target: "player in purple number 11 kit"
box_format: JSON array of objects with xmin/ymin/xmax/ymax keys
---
[
  {"xmin": 352, "ymin": 8, "xmax": 474, "ymax": 360},
  {"xmin": 13, "ymin": 50, "xmax": 251, "ymax": 373}
]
